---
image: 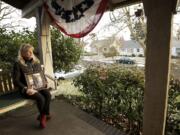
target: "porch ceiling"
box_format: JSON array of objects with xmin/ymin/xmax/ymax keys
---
[
  {"xmin": 2, "ymin": 0, "xmax": 141, "ymax": 10},
  {"xmin": 2, "ymin": 0, "xmax": 30, "ymax": 9},
  {"xmin": 109, "ymin": 0, "xmax": 141, "ymax": 9}
]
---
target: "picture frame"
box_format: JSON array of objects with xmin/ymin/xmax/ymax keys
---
[{"xmin": 25, "ymin": 71, "xmax": 46, "ymax": 90}]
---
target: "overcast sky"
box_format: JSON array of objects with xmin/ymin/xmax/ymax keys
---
[
  {"xmin": 17, "ymin": 10, "xmax": 180, "ymax": 42},
  {"xmin": 3, "ymin": 2, "xmax": 180, "ymax": 43}
]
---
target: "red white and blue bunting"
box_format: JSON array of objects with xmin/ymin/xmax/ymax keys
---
[{"xmin": 45, "ymin": 0, "xmax": 108, "ymax": 38}]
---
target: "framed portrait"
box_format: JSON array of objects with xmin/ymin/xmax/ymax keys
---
[{"xmin": 25, "ymin": 72, "xmax": 46, "ymax": 90}]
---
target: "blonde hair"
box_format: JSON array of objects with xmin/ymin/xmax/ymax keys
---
[{"xmin": 18, "ymin": 43, "xmax": 40, "ymax": 66}]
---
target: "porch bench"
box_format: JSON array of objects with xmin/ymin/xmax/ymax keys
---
[{"xmin": 0, "ymin": 70, "xmax": 58, "ymax": 115}]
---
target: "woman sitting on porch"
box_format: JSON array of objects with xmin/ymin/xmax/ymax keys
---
[{"xmin": 13, "ymin": 43, "xmax": 51, "ymax": 129}]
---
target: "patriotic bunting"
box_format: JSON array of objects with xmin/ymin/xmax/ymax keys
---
[{"xmin": 45, "ymin": 0, "xmax": 108, "ymax": 38}]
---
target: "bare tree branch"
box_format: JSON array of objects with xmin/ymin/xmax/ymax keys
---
[{"xmin": 0, "ymin": 1, "xmax": 19, "ymax": 29}]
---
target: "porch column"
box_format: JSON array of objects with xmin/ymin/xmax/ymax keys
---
[
  {"xmin": 142, "ymin": 0, "xmax": 175, "ymax": 135},
  {"xmin": 36, "ymin": 7, "xmax": 54, "ymax": 88},
  {"xmin": 143, "ymin": 0, "xmax": 176, "ymax": 135}
]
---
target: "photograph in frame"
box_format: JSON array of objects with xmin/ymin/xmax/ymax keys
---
[{"xmin": 25, "ymin": 72, "xmax": 46, "ymax": 90}]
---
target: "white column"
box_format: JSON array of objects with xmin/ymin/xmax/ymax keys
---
[{"xmin": 36, "ymin": 7, "xmax": 55, "ymax": 88}]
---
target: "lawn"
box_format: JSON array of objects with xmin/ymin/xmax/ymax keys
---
[{"xmin": 57, "ymin": 79, "xmax": 81, "ymax": 96}]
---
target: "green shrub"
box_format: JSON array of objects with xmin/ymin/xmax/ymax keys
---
[
  {"xmin": 51, "ymin": 27, "xmax": 82, "ymax": 72},
  {"xmin": 166, "ymin": 77, "xmax": 180, "ymax": 135},
  {"xmin": 138, "ymin": 54, "xmax": 144, "ymax": 57},
  {"xmin": 73, "ymin": 65, "xmax": 144, "ymax": 133},
  {"xmin": 0, "ymin": 62, "xmax": 12, "ymax": 72},
  {"xmin": 103, "ymin": 47, "xmax": 119, "ymax": 58},
  {"xmin": 131, "ymin": 54, "xmax": 136, "ymax": 57},
  {"xmin": 73, "ymin": 65, "xmax": 180, "ymax": 134}
]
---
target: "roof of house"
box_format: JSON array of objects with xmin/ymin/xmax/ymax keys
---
[
  {"xmin": 121, "ymin": 40, "xmax": 142, "ymax": 49},
  {"xmin": 2, "ymin": 0, "xmax": 30, "ymax": 9},
  {"xmin": 90, "ymin": 37, "xmax": 115, "ymax": 48},
  {"xmin": 90, "ymin": 38, "xmax": 180, "ymax": 49},
  {"xmin": 172, "ymin": 39, "xmax": 180, "ymax": 48},
  {"xmin": 122, "ymin": 39, "xmax": 180, "ymax": 49}
]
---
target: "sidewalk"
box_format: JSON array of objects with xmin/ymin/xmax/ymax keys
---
[{"xmin": 0, "ymin": 99, "xmax": 124, "ymax": 135}]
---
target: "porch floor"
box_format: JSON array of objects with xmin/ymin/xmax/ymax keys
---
[{"xmin": 0, "ymin": 99, "xmax": 124, "ymax": 135}]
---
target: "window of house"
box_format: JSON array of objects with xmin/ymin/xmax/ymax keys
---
[
  {"xmin": 177, "ymin": 52, "xmax": 180, "ymax": 56},
  {"xmin": 137, "ymin": 48, "xmax": 140, "ymax": 52},
  {"xmin": 176, "ymin": 48, "xmax": 180, "ymax": 56},
  {"xmin": 176, "ymin": 48, "xmax": 180, "ymax": 52},
  {"xmin": 121, "ymin": 48, "xmax": 125, "ymax": 51}
]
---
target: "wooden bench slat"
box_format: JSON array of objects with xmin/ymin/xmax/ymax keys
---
[
  {"xmin": 7, "ymin": 73, "xmax": 13, "ymax": 91},
  {"xmin": 0, "ymin": 73, "xmax": 3, "ymax": 94},
  {"xmin": 2, "ymin": 73, "xmax": 9, "ymax": 92}
]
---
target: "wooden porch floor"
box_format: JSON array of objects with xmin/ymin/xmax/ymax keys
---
[{"xmin": 0, "ymin": 99, "xmax": 125, "ymax": 135}]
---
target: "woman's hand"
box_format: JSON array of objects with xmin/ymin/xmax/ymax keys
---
[
  {"xmin": 44, "ymin": 81, "xmax": 48, "ymax": 88},
  {"xmin": 26, "ymin": 88, "xmax": 37, "ymax": 95}
]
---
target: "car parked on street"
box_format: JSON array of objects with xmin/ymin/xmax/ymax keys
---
[{"xmin": 116, "ymin": 57, "xmax": 136, "ymax": 64}]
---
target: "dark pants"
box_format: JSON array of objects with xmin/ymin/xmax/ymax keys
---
[{"xmin": 24, "ymin": 90, "xmax": 51, "ymax": 115}]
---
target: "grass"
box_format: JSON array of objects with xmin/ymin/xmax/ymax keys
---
[{"xmin": 56, "ymin": 79, "xmax": 81, "ymax": 96}]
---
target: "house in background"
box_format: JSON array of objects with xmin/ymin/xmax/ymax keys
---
[
  {"xmin": 89, "ymin": 36, "xmax": 121, "ymax": 55},
  {"xmin": 120, "ymin": 39, "xmax": 180, "ymax": 57},
  {"xmin": 86, "ymin": 37, "xmax": 180, "ymax": 57},
  {"xmin": 172, "ymin": 39, "xmax": 180, "ymax": 57},
  {"xmin": 120, "ymin": 40, "xmax": 144, "ymax": 56},
  {"xmin": 87, "ymin": 37, "xmax": 144, "ymax": 56}
]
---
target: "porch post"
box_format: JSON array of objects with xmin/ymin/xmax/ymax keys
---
[
  {"xmin": 142, "ymin": 0, "xmax": 175, "ymax": 134},
  {"xmin": 36, "ymin": 7, "xmax": 54, "ymax": 88}
]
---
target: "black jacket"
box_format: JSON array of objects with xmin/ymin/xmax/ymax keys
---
[{"xmin": 13, "ymin": 59, "xmax": 42, "ymax": 94}]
